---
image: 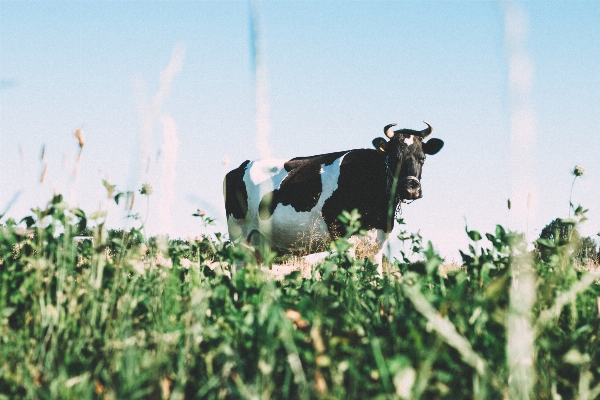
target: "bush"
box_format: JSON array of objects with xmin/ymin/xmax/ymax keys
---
[{"xmin": 536, "ymin": 217, "xmax": 599, "ymax": 263}]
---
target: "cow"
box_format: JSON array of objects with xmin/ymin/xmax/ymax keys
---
[{"xmin": 223, "ymin": 122, "xmax": 444, "ymax": 275}]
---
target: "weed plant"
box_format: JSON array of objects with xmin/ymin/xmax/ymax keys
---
[{"xmin": 1, "ymin": 192, "xmax": 600, "ymax": 399}]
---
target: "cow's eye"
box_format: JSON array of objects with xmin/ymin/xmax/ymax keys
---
[{"xmin": 419, "ymin": 156, "xmax": 426, "ymax": 164}]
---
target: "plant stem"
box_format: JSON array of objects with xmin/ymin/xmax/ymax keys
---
[{"xmin": 569, "ymin": 175, "xmax": 577, "ymax": 218}]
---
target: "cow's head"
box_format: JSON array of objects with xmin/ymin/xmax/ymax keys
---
[{"xmin": 372, "ymin": 121, "xmax": 443, "ymax": 201}]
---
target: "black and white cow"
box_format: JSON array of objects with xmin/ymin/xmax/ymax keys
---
[{"xmin": 223, "ymin": 122, "xmax": 443, "ymax": 274}]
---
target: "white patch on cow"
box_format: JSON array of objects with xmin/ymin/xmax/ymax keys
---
[
  {"xmin": 403, "ymin": 135, "xmax": 414, "ymax": 146},
  {"xmin": 242, "ymin": 160, "xmax": 288, "ymax": 236},
  {"xmin": 227, "ymin": 159, "xmax": 289, "ymax": 245},
  {"xmin": 247, "ymin": 158, "xmax": 288, "ymax": 188},
  {"xmin": 318, "ymin": 152, "xmax": 348, "ymax": 205}
]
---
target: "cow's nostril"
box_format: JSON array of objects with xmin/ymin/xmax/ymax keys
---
[{"xmin": 405, "ymin": 178, "xmax": 420, "ymax": 189}]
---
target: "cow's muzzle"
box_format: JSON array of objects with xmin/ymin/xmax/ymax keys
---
[{"xmin": 399, "ymin": 176, "xmax": 422, "ymax": 200}]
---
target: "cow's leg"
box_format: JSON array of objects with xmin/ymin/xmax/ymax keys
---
[
  {"xmin": 373, "ymin": 229, "xmax": 389, "ymax": 277},
  {"xmin": 347, "ymin": 229, "xmax": 388, "ymax": 277}
]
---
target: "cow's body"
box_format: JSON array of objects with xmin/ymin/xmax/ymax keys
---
[
  {"xmin": 225, "ymin": 149, "xmax": 390, "ymax": 253},
  {"xmin": 224, "ymin": 122, "xmax": 443, "ymax": 274}
]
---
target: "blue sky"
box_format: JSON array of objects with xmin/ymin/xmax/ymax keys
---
[{"xmin": 1, "ymin": 1, "xmax": 599, "ymax": 260}]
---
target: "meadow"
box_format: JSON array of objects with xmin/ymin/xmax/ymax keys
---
[{"xmin": 1, "ymin": 183, "xmax": 600, "ymax": 400}]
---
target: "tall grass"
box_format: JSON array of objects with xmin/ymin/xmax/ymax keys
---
[{"xmin": 1, "ymin": 187, "xmax": 599, "ymax": 399}]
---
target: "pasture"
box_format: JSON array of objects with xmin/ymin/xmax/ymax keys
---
[
  {"xmin": 2, "ymin": 2, "xmax": 600, "ymax": 399},
  {"xmin": 1, "ymin": 189, "xmax": 599, "ymax": 399}
]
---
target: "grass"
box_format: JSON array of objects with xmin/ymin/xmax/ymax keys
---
[{"xmin": 1, "ymin": 192, "xmax": 600, "ymax": 399}]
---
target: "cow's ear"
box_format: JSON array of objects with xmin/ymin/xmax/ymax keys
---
[
  {"xmin": 423, "ymin": 138, "xmax": 444, "ymax": 155},
  {"xmin": 372, "ymin": 137, "xmax": 388, "ymax": 154}
]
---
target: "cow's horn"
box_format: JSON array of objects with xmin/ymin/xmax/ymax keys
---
[
  {"xmin": 418, "ymin": 121, "xmax": 432, "ymax": 138},
  {"xmin": 384, "ymin": 123, "xmax": 397, "ymax": 139}
]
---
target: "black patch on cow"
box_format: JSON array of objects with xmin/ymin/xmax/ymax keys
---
[
  {"xmin": 259, "ymin": 151, "xmax": 348, "ymax": 220},
  {"xmin": 224, "ymin": 160, "xmax": 250, "ymax": 219},
  {"xmin": 321, "ymin": 149, "xmax": 393, "ymax": 235}
]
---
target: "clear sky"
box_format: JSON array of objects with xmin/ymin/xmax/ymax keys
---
[{"xmin": 1, "ymin": 1, "xmax": 599, "ymax": 260}]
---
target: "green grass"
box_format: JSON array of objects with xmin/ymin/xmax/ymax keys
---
[{"xmin": 1, "ymin": 194, "xmax": 600, "ymax": 399}]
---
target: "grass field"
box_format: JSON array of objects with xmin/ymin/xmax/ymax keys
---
[{"xmin": 1, "ymin": 191, "xmax": 600, "ymax": 399}]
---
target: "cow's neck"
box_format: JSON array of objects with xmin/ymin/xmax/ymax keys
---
[
  {"xmin": 384, "ymin": 158, "xmax": 403, "ymax": 229},
  {"xmin": 384, "ymin": 156, "xmax": 402, "ymax": 201}
]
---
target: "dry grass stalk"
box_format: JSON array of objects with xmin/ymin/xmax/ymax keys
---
[
  {"xmin": 268, "ymin": 257, "xmax": 313, "ymax": 281},
  {"xmin": 74, "ymin": 127, "xmax": 84, "ymax": 177},
  {"xmin": 506, "ymin": 257, "xmax": 536, "ymax": 400},
  {"xmin": 438, "ymin": 261, "xmax": 464, "ymax": 278},
  {"xmin": 536, "ymin": 267, "xmax": 600, "ymax": 331},
  {"xmin": 39, "ymin": 144, "xmax": 48, "ymax": 183},
  {"xmin": 402, "ymin": 282, "xmax": 487, "ymax": 377}
]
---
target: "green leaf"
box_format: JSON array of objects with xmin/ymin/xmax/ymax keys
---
[
  {"xmin": 53, "ymin": 201, "xmax": 69, "ymax": 211},
  {"xmin": 2, "ymin": 307, "xmax": 16, "ymax": 317},
  {"xmin": 459, "ymin": 250, "xmax": 473, "ymax": 265},
  {"xmin": 89, "ymin": 211, "xmax": 107, "ymax": 220},
  {"xmin": 563, "ymin": 349, "xmax": 591, "ymax": 365},
  {"xmin": 424, "ymin": 241, "xmax": 442, "ymax": 274},
  {"xmin": 536, "ymin": 238, "xmax": 555, "ymax": 248},
  {"xmin": 51, "ymin": 194, "xmax": 64, "ymax": 204},
  {"xmin": 573, "ymin": 205, "xmax": 588, "ymax": 217},
  {"xmin": 70, "ymin": 207, "xmax": 86, "ymax": 218},
  {"xmin": 468, "ymin": 244, "xmax": 476, "ymax": 256},
  {"xmin": 495, "ymin": 225, "xmax": 506, "ymax": 241},
  {"xmin": 20, "ymin": 215, "xmax": 35, "ymax": 228},
  {"xmin": 484, "ymin": 276, "xmax": 507, "ymax": 300},
  {"xmin": 467, "ymin": 230, "xmax": 482, "ymax": 241},
  {"xmin": 560, "ymin": 218, "xmax": 577, "ymax": 226}
]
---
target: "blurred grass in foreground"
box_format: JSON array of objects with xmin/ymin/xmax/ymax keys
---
[{"xmin": 1, "ymin": 191, "xmax": 600, "ymax": 400}]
